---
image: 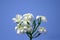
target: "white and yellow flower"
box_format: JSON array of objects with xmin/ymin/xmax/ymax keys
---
[
  {"xmin": 15, "ymin": 26, "xmax": 24, "ymax": 34},
  {"xmin": 12, "ymin": 14, "xmax": 22, "ymax": 23},
  {"xmin": 15, "ymin": 23, "xmax": 32, "ymax": 34},
  {"xmin": 23, "ymin": 13, "xmax": 34, "ymax": 20},
  {"xmin": 23, "ymin": 13, "xmax": 34, "ymax": 24}
]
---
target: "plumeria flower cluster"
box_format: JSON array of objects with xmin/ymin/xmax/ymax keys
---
[{"xmin": 12, "ymin": 13, "xmax": 47, "ymax": 40}]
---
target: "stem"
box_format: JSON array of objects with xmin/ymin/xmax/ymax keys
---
[
  {"xmin": 30, "ymin": 37, "xmax": 32, "ymax": 40},
  {"xmin": 30, "ymin": 33, "xmax": 32, "ymax": 40},
  {"xmin": 26, "ymin": 32, "xmax": 32, "ymax": 40}
]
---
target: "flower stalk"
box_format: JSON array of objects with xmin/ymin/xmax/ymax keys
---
[{"xmin": 30, "ymin": 33, "xmax": 32, "ymax": 40}]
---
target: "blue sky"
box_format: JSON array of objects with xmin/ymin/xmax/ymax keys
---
[{"xmin": 0, "ymin": 0, "xmax": 60, "ymax": 40}]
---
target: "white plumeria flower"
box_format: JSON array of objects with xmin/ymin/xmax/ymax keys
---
[
  {"xmin": 23, "ymin": 13, "xmax": 34, "ymax": 24},
  {"xmin": 16, "ymin": 24, "xmax": 32, "ymax": 34},
  {"xmin": 36, "ymin": 16, "xmax": 47, "ymax": 22},
  {"xmin": 15, "ymin": 24, "xmax": 30, "ymax": 34},
  {"xmin": 23, "ymin": 13, "xmax": 34, "ymax": 19},
  {"xmin": 16, "ymin": 27, "xmax": 24, "ymax": 34},
  {"xmin": 15, "ymin": 24, "xmax": 24, "ymax": 34},
  {"xmin": 12, "ymin": 14, "xmax": 22, "ymax": 23},
  {"xmin": 39, "ymin": 27, "xmax": 46, "ymax": 33},
  {"xmin": 17, "ymin": 29, "xmax": 24, "ymax": 34}
]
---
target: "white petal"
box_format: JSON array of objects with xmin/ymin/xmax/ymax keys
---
[
  {"xmin": 36, "ymin": 16, "xmax": 40, "ymax": 19},
  {"xmin": 12, "ymin": 18, "xmax": 17, "ymax": 22},
  {"xmin": 23, "ymin": 21, "xmax": 27, "ymax": 25},
  {"xmin": 23, "ymin": 26, "xmax": 27, "ymax": 29},
  {"xmin": 23, "ymin": 13, "xmax": 32, "ymax": 16},
  {"xmin": 15, "ymin": 27, "xmax": 18, "ymax": 30},
  {"xmin": 39, "ymin": 29, "xmax": 43, "ymax": 33},
  {"xmin": 20, "ymin": 29, "xmax": 24, "ymax": 33},
  {"xmin": 12, "ymin": 18, "xmax": 16, "ymax": 20},
  {"xmin": 44, "ymin": 29, "xmax": 46, "ymax": 32},
  {"xmin": 12, "ymin": 14, "xmax": 22, "ymax": 23},
  {"xmin": 16, "ymin": 14, "xmax": 22, "ymax": 19},
  {"xmin": 39, "ymin": 27, "xmax": 44, "ymax": 33},
  {"xmin": 17, "ymin": 29, "xmax": 20, "ymax": 34},
  {"xmin": 40, "ymin": 16, "xmax": 47, "ymax": 22},
  {"xmin": 23, "ymin": 13, "xmax": 34, "ymax": 20}
]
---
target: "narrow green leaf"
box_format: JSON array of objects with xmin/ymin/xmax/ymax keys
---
[
  {"xmin": 33, "ymin": 33, "xmax": 41, "ymax": 38},
  {"xmin": 33, "ymin": 20, "xmax": 36, "ymax": 27},
  {"xmin": 32, "ymin": 18, "xmax": 41, "ymax": 34},
  {"xmin": 32, "ymin": 31, "xmax": 38, "ymax": 37},
  {"xmin": 33, "ymin": 20, "xmax": 36, "ymax": 31}
]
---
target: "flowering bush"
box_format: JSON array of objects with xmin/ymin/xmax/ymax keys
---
[{"xmin": 12, "ymin": 13, "xmax": 47, "ymax": 40}]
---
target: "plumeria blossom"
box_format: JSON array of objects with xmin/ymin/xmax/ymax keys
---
[
  {"xmin": 23, "ymin": 26, "xmax": 32, "ymax": 32},
  {"xmin": 23, "ymin": 13, "xmax": 34, "ymax": 20},
  {"xmin": 15, "ymin": 25, "xmax": 32, "ymax": 34},
  {"xmin": 12, "ymin": 13, "xmax": 47, "ymax": 40},
  {"xmin": 23, "ymin": 13, "xmax": 34, "ymax": 25},
  {"xmin": 14, "ymin": 22, "xmax": 32, "ymax": 34},
  {"xmin": 12, "ymin": 14, "xmax": 22, "ymax": 23},
  {"xmin": 36, "ymin": 16, "xmax": 47, "ymax": 22},
  {"xmin": 15, "ymin": 24, "xmax": 24, "ymax": 34}
]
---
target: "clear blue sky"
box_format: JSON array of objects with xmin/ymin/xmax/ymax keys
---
[{"xmin": 0, "ymin": 0, "xmax": 60, "ymax": 40}]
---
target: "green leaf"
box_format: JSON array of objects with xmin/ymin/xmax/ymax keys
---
[
  {"xmin": 33, "ymin": 20, "xmax": 36, "ymax": 31},
  {"xmin": 32, "ymin": 31, "xmax": 38, "ymax": 37},
  {"xmin": 37, "ymin": 17, "xmax": 41, "ymax": 27},
  {"xmin": 32, "ymin": 18, "xmax": 41, "ymax": 34},
  {"xmin": 33, "ymin": 20, "xmax": 36, "ymax": 27},
  {"xmin": 33, "ymin": 33, "xmax": 41, "ymax": 38}
]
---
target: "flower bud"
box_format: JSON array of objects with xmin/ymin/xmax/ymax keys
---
[
  {"xmin": 36, "ymin": 16, "xmax": 47, "ymax": 22},
  {"xmin": 39, "ymin": 27, "xmax": 46, "ymax": 33}
]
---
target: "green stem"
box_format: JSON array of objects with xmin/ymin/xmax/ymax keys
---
[
  {"xmin": 29, "ymin": 33, "xmax": 32, "ymax": 40},
  {"xmin": 30, "ymin": 37, "xmax": 32, "ymax": 40},
  {"xmin": 30, "ymin": 35, "xmax": 32, "ymax": 40},
  {"xmin": 26, "ymin": 32, "xmax": 32, "ymax": 40}
]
